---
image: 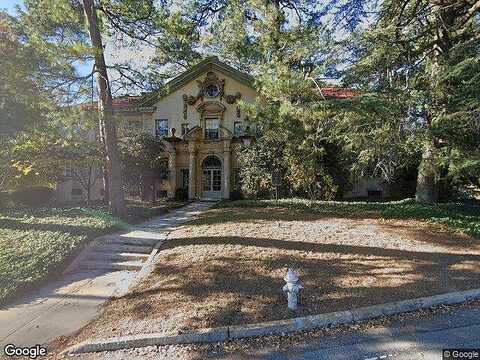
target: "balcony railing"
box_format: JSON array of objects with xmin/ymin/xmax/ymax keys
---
[{"xmin": 205, "ymin": 129, "xmax": 219, "ymax": 140}]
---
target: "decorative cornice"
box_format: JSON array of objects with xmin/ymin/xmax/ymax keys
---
[
  {"xmin": 136, "ymin": 106, "xmax": 156, "ymax": 113},
  {"xmin": 196, "ymin": 101, "xmax": 226, "ymax": 114},
  {"xmin": 169, "ymin": 57, "xmax": 254, "ymax": 93}
]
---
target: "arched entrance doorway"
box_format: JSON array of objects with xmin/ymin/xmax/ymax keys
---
[{"xmin": 202, "ymin": 156, "xmax": 222, "ymax": 199}]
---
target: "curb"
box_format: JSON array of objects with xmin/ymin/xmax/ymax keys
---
[{"xmin": 66, "ymin": 287, "xmax": 480, "ymax": 354}]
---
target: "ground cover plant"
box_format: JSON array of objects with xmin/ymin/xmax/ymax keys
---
[
  {"xmin": 72, "ymin": 200, "xmax": 480, "ymax": 342},
  {"xmin": 220, "ymin": 198, "xmax": 480, "ymax": 237},
  {"xmin": 0, "ymin": 200, "xmax": 186, "ymax": 305}
]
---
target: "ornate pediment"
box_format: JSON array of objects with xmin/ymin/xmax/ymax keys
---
[
  {"xmin": 182, "ymin": 70, "xmax": 244, "ymax": 120},
  {"xmin": 196, "ymin": 101, "xmax": 226, "ymax": 114}
]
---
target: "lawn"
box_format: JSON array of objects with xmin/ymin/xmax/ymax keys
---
[
  {"xmin": 220, "ymin": 198, "xmax": 480, "ymax": 237},
  {"xmin": 0, "ymin": 200, "xmax": 186, "ymax": 305},
  {"xmin": 73, "ymin": 199, "xmax": 480, "ymax": 341}
]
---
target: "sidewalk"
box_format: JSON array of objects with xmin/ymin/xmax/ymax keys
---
[{"xmin": 0, "ymin": 201, "xmax": 216, "ymax": 353}]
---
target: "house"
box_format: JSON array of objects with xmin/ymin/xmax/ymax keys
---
[{"xmin": 56, "ymin": 56, "xmax": 389, "ymax": 202}]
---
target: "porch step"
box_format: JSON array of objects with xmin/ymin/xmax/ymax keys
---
[
  {"xmin": 81, "ymin": 260, "xmax": 144, "ymax": 271},
  {"xmin": 117, "ymin": 237, "xmax": 160, "ymax": 247},
  {"xmin": 95, "ymin": 243, "xmax": 153, "ymax": 254},
  {"xmin": 90, "ymin": 252, "xmax": 150, "ymax": 262},
  {"xmin": 116, "ymin": 231, "xmax": 165, "ymax": 247},
  {"xmin": 96, "ymin": 235, "xmax": 159, "ymax": 247}
]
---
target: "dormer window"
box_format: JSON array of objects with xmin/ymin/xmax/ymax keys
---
[{"xmin": 205, "ymin": 84, "xmax": 219, "ymax": 98}]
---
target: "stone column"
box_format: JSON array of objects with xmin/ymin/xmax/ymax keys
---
[
  {"xmin": 167, "ymin": 142, "xmax": 176, "ymax": 199},
  {"xmin": 188, "ymin": 142, "xmax": 196, "ymax": 200},
  {"xmin": 223, "ymin": 139, "xmax": 231, "ymax": 199}
]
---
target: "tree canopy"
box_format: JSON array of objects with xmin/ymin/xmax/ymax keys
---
[{"xmin": 1, "ymin": 0, "xmax": 478, "ymax": 203}]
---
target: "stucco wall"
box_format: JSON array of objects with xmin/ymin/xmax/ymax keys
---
[
  {"xmin": 147, "ymin": 70, "xmax": 258, "ymax": 137},
  {"xmin": 56, "ymin": 175, "xmax": 104, "ymax": 203},
  {"xmin": 344, "ymin": 177, "xmax": 390, "ymax": 199}
]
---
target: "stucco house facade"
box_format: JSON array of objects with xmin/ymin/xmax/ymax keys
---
[
  {"xmin": 58, "ymin": 57, "xmax": 258, "ymax": 202},
  {"xmin": 143, "ymin": 56, "xmax": 258, "ymax": 201},
  {"xmin": 56, "ymin": 56, "xmax": 389, "ymax": 203}
]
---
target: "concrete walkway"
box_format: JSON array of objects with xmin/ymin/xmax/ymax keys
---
[{"xmin": 0, "ymin": 201, "xmax": 216, "ymax": 353}]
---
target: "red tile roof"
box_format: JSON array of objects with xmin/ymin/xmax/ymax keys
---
[
  {"xmin": 82, "ymin": 96, "xmax": 142, "ymax": 110},
  {"xmin": 82, "ymin": 88, "xmax": 356, "ymax": 112},
  {"xmin": 320, "ymin": 87, "xmax": 358, "ymax": 99}
]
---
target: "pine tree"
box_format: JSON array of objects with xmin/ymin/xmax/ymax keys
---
[
  {"xmin": 341, "ymin": 0, "xmax": 480, "ymax": 202},
  {"xmin": 18, "ymin": 0, "xmax": 161, "ymax": 217}
]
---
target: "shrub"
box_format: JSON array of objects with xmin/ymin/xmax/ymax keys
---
[
  {"xmin": 0, "ymin": 191, "xmax": 13, "ymax": 207},
  {"xmin": 175, "ymin": 188, "xmax": 189, "ymax": 201},
  {"xmin": 12, "ymin": 186, "xmax": 54, "ymax": 206},
  {"xmin": 230, "ymin": 190, "xmax": 244, "ymax": 201}
]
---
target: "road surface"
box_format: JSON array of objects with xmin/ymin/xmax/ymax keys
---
[{"xmin": 207, "ymin": 306, "xmax": 480, "ymax": 360}]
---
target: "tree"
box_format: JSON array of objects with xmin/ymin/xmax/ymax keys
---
[
  {"xmin": 118, "ymin": 132, "xmax": 165, "ymax": 202},
  {"xmin": 237, "ymin": 135, "xmax": 285, "ymax": 198},
  {"xmin": 223, "ymin": 0, "xmax": 347, "ymax": 200},
  {"xmin": 340, "ymin": 0, "xmax": 480, "ymax": 202},
  {"xmin": 0, "ymin": 138, "xmax": 15, "ymax": 193},
  {"xmin": 19, "ymin": 0, "xmax": 162, "ymax": 216},
  {"xmin": 0, "ymin": 12, "xmax": 52, "ymax": 136},
  {"xmin": 82, "ymin": 0, "xmax": 126, "ymax": 216},
  {"xmin": 11, "ymin": 109, "xmax": 104, "ymax": 205}
]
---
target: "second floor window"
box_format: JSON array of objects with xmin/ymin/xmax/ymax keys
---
[
  {"xmin": 155, "ymin": 119, "xmax": 168, "ymax": 138},
  {"xmin": 181, "ymin": 123, "xmax": 189, "ymax": 135},
  {"xmin": 234, "ymin": 122, "xmax": 243, "ymax": 136},
  {"xmin": 205, "ymin": 118, "xmax": 219, "ymax": 140}
]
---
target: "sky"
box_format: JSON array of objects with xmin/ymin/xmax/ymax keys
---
[
  {"xmin": 3, "ymin": 0, "xmax": 352, "ymax": 95},
  {"xmin": 2, "ymin": 0, "xmax": 23, "ymax": 14},
  {"xmin": 2, "ymin": 0, "xmax": 155, "ymax": 95}
]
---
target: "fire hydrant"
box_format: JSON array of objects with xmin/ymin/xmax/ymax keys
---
[{"xmin": 282, "ymin": 268, "xmax": 303, "ymax": 311}]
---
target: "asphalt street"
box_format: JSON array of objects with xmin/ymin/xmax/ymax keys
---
[{"xmin": 207, "ymin": 307, "xmax": 480, "ymax": 360}]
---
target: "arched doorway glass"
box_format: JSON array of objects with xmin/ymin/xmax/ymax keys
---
[{"xmin": 202, "ymin": 156, "xmax": 222, "ymax": 199}]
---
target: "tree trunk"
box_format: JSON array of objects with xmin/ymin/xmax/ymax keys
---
[
  {"xmin": 99, "ymin": 119, "xmax": 110, "ymax": 204},
  {"xmin": 83, "ymin": 0, "xmax": 126, "ymax": 218},
  {"xmin": 415, "ymin": 140, "xmax": 439, "ymax": 203},
  {"xmin": 151, "ymin": 171, "xmax": 157, "ymax": 204},
  {"xmin": 87, "ymin": 182, "xmax": 91, "ymax": 207},
  {"xmin": 415, "ymin": 3, "xmax": 450, "ymax": 204}
]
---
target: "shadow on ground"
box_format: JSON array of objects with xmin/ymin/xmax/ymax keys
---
[{"xmin": 114, "ymin": 234, "xmax": 480, "ymax": 331}]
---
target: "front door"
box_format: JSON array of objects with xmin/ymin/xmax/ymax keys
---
[{"xmin": 202, "ymin": 156, "xmax": 222, "ymax": 199}]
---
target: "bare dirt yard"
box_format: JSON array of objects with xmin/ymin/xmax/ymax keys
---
[{"xmin": 64, "ymin": 203, "xmax": 480, "ymax": 347}]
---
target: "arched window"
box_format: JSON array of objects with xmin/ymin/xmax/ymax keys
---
[{"xmin": 202, "ymin": 156, "xmax": 221, "ymax": 169}]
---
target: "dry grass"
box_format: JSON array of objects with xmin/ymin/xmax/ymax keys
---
[{"xmin": 74, "ymin": 206, "xmax": 480, "ymax": 341}]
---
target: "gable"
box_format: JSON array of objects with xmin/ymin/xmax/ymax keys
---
[{"xmin": 141, "ymin": 57, "xmax": 255, "ymax": 107}]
